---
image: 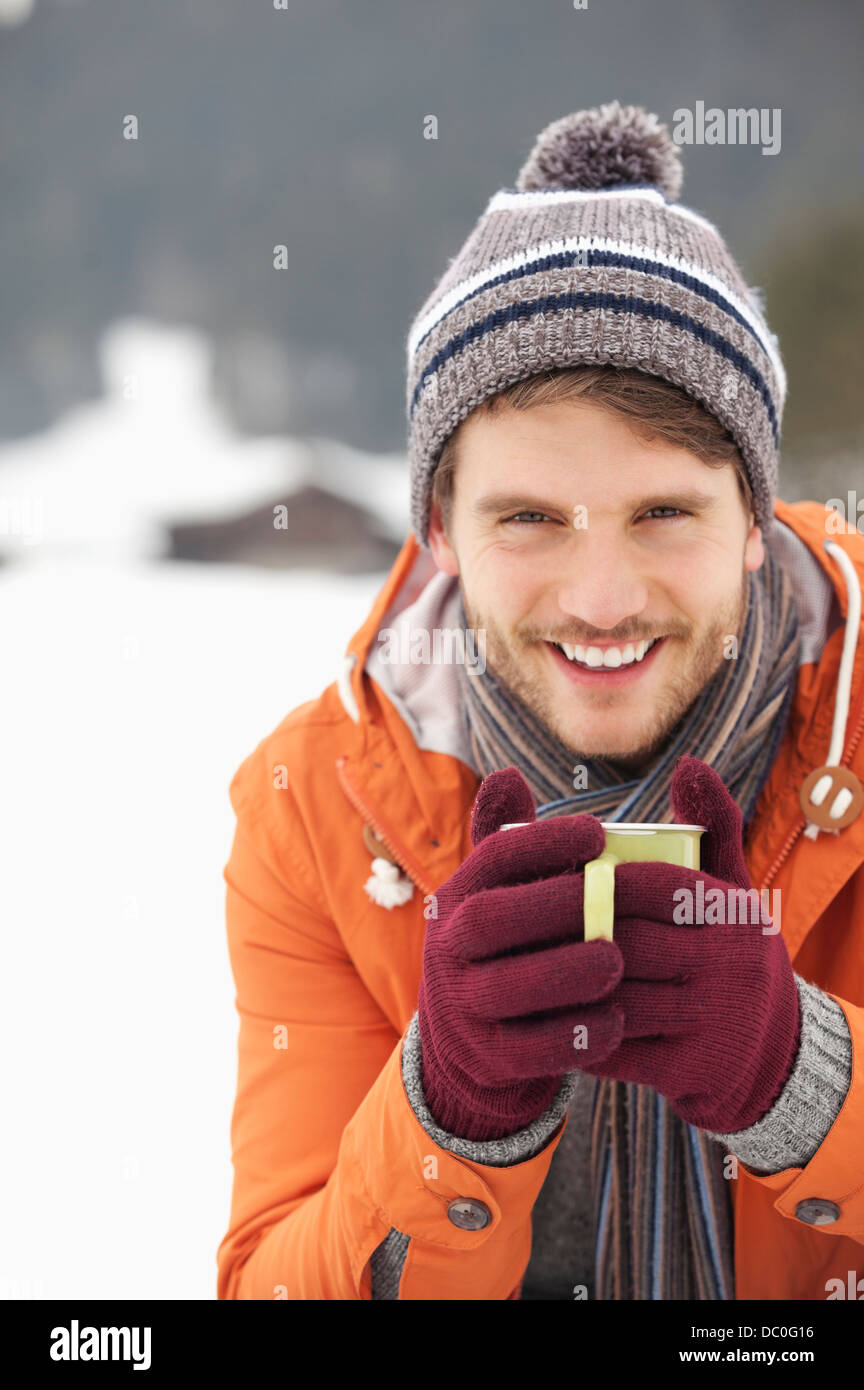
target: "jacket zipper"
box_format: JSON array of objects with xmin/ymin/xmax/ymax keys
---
[
  {"xmin": 761, "ymin": 687, "xmax": 864, "ymax": 892},
  {"xmin": 336, "ymin": 757, "xmax": 434, "ymax": 896}
]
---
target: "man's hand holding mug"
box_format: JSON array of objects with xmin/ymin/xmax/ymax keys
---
[{"xmin": 417, "ymin": 756, "xmax": 801, "ymax": 1142}]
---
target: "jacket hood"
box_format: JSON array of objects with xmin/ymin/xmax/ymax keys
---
[{"xmin": 338, "ymin": 499, "xmax": 864, "ymax": 845}]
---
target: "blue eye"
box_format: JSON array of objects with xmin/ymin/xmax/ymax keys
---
[
  {"xmin": 503, "ymin": 507, "xmax": 689, "ymax": 526},
  {"xmin": 643, "ymin": 507, "xmax": 687, "ymax": 521}
]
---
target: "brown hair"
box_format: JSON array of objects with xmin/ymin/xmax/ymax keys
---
[{"xmin": 431, "ymin": 365, "xmax": 752, "ymax": 533}]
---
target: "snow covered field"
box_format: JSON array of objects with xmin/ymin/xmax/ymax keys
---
[{"xmin": 0, "ymin": 323, "xmax": 396, "ymax": 1298}]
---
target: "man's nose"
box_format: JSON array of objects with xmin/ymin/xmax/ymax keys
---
[{"xmin": 554, "ymin": 533, "xmax": 649, "ymax": 631}]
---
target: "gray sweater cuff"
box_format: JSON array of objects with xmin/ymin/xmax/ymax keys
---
[
  {"xmin": 400, "ymin": 1011, "xmax": 578, "ymax": 1167},
  {"xmin": 704, "ymin": 974, "xmax": 853, "ymax": 1174}
]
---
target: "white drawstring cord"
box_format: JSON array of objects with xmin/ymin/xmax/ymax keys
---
[
  {"xmin": 337, "ymin": 651, "xmax": 360, "ymax": 724},
  {"xmin": 802, "ymin": 539, "xmax": 862, "ymax": 840}
]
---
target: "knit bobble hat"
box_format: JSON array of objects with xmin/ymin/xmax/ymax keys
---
[{"xmin": 405, "ymin": 101, "xmax": 785, "ymax": 545}]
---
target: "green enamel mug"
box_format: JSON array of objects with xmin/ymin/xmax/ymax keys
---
[{"xmin": 501, "ymin": 821, "xmax": 705, "ymax": 941}]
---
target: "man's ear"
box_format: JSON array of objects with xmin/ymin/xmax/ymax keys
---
[
  {"xmin": 744, "ymin": 517, "xmax": 764, "ymax": 573},
  {"xmin": 427, "ymin": 502, "xmax": 460, "ymax": 576}
]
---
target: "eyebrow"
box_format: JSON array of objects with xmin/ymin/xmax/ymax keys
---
[{"xmin": 471, "ymin": 488, "xmax": 720, "ymax": 519}]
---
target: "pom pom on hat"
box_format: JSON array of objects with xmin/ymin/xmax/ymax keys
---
[{"xmin": 515, "ymin": 101, "xmax": 684, "ymax": 201}]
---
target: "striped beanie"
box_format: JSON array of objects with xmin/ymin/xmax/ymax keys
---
[{"xmin": 406, "ymin": 102, "xmax": 786, "ymax": 545}]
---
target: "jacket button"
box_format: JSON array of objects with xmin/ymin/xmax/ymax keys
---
[
  {"xmin": 447, "ymin": 1198, "xmax": 491, "ymax": 1231},
  {"xmin": 794, "ymin": 1198, "xmax": 840, "ymax": 1226}
]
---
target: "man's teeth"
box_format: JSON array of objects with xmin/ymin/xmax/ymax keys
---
[{"xmin": 556, "ymin": 638, "xmax": 660, "ymax": 668}]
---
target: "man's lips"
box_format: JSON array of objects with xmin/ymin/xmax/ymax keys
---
[{"xmin": 544, "ymin": 636, "xmax": 669, "ymax": 686}]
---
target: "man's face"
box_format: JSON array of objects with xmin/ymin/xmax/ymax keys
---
[{"xmin": 428, "ymin": 399, "xmax": 765, "ymax": 772}]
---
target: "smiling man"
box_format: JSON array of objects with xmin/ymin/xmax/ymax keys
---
[
  {"xmin": 428, "ymin": 381, "xmax": 760, "ymax": 771},
  {"xmin": 218, "ymin": 104, "xmax": 864, "ymax": 1303}
]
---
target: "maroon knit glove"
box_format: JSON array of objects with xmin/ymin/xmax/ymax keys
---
[
  {"xmin": 573, "ymin": 755, "xmax": 801, "ymax": 1133},
  {"xmin": 417, "ymin": 768, "xmax": 626, "ymax": 1141}
]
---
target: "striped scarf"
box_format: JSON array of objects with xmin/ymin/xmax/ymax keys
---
[{"xmin": 455, "ymin": 544, "xmax": 800, "ymax": 1299}]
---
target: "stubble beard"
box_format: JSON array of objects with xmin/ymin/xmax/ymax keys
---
[{"xmin": 460, "ymin": 571, "xmax": 749, "ymax": 771}]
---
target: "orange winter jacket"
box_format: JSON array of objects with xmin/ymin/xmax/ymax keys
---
[{"xmin": 216, "ymin": 497, "xmax": 864, "ymax": 1300}]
